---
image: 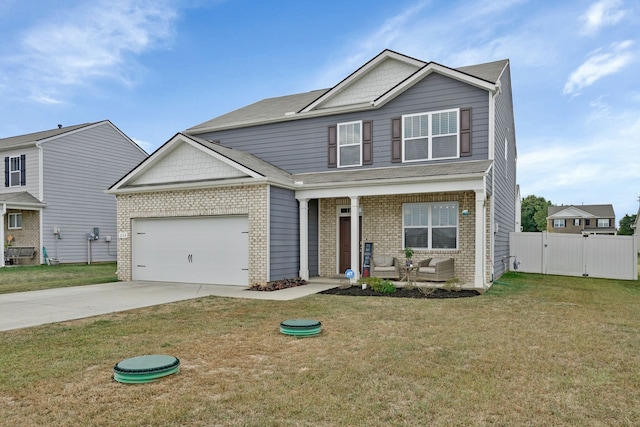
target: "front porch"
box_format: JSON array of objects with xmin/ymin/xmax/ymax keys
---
[{"xmin": 1, "ymin": 192, "xmax": 45, "ymax": 267}]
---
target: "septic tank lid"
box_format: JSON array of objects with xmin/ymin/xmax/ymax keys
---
[{"xmin": 113, "ymin": 354, "xmax": 180, "ymax": 383}]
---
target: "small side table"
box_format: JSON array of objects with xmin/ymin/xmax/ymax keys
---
[{"xmin": 400, "ymin": 264, "xmax": 416, "ymax": 282}]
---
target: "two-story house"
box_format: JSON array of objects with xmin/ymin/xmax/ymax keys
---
[
  {"xmin": 547, "ymin": 204, "xmax": 617, "ymax": 235},
  {"xmin": 1, "ymin": 121, "xmax": 147, "ymax": 267},
  {"xmin": 108, "ymin": 49, "xmax": 518, "ymax": 290}
]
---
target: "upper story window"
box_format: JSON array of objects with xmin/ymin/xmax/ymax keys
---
[
  {"xmin": 337, "ymin": 121, "xmax": 362, "ymax": 167},
  {"xmin": 403, "ymin": 202, "xmax": 458, "ymax": 250},
  {"xmin": 553, "ymin": 219, "xmax": 566, "ymax": 228},
  {"xmin": 403, "ymin": 109, "xmax": 459, "ymax": 162},
  {"xmin": 4, "ymin": 155, "xmax": 26, "ymax": 187},
  {"xmin": 597, "ymin": 219, "xmax": 610, "ymax": 227}
]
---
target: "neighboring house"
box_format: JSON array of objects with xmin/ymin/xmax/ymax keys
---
[
  {"xmin": 632, "ymin": 203, "xmax": 640, "ymax": 254},
  {"xmin": 1, "ymin": 121, "xmax": 148, "ymax": 267},
  {"xmin": 547, "ymin": 204, "xmax": 617, "ymax": 235},
  {"xmin": 108, "ymin": 49, "xmax": 518, "ymax": 289}
]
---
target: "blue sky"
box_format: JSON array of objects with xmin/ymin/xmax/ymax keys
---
[{"xmin": 1, "ymin": 0, "xmax": 639, "ymax": 221}]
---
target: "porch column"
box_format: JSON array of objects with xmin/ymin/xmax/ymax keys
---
[
  {"xmin": 0, "ymin": 203, "xmax": 5, "ymax": 268},
  {"xmin": 298, "ymin": 198, "xmax": 309, "ymax": 280},
  {"xmin": 350, "ymin": 196, "xmax": 360, "ymax": 281},
  {"xmin": 474, "ymin": 191, "xmax": 486, "ymax": 288}
]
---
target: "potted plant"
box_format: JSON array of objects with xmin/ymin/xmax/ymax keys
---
[{"xmin": 404, "ymin": 247, "xmax": 414, "ymax": 267}]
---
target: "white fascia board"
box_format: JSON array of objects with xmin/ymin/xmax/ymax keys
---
[
  {"xmin": 548, "ymin": 207, "xmax": 597, "ymax": 219},
  {"xmin": 295, "ymin": 176, "xmax": 485, "ymax": 200},
  {"xmin": 3, "ymin": 202, "xmax": 46, "ymax": 210},
  {"xmin": 373, "ymin": 63, "xmax": 499, "ymax": 108}
]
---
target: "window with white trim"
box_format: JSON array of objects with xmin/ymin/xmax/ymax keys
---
[
  {"xmin": 597, "ymin": 219, "xmax": 610, "ymax": 227},
  {"xmin": 9, "ymin": 156, "xmax": 21, "ymax": 186},
  {"xmin": 403, "ymin": 109, "xmax": 459, "ymax": 162},
  {"xmin": 403, "ymin": 202, "xmax": 458, "ymax": 249},
  {"xmin": 553, "ymin": 219, "xmax": 565, "ymax": 228},
  {"xmin": 8, "ymin": 213, "xmax": 22, "ymax": 229},
  {"xmin": 337, "ymin": 121, "xmax": 362, "ymax": 167},
  {"xmin": 573, "ymin": 219, "xmax": 581, "ymax": 226}
]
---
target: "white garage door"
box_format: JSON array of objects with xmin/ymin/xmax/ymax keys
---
[{"xmin": 132, "ymin": 216, "xmax": 249, "ymax": 285}]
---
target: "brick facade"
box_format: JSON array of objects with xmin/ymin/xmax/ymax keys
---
[
  {"xmin": 115, "ymin": 185, "xmax": 268, "ymax": 284},
  {"xmin": 319, "ymin": 191, "xmax": 482, "ymax": 284}
]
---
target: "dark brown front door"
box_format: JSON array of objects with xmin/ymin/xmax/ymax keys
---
[{"xmin": 339, "ymin": 216, "xmax": 362, "ymax": 275}]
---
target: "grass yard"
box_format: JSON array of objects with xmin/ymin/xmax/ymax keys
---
[
  {"xmin": 0, "ymin": 271, "xmax": 639, "ymax": 426},
  {"xmin": 0, "ymin": 263, "xmax": 117, "ymax": 294}
]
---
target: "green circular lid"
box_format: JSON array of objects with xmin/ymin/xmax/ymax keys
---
[
  {"xmin": 114, "ymin": 354, "xmax": 180, "ymax": 374},
  {"xmin": 280, "ymin": 319, "xmax": 321, "ymax": 328}
]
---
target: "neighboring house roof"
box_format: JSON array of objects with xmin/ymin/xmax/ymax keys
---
[
  {"xmin": 0, "ymin": 123, "xmax": 95, "ymax": 150},
  {"xmin": 0, "ymin": 121, "xmax": 147, "ymax": 155},
  {"xmin": 547, "ymin": 204, "xmax": 615, "ymax": 219},
  {"xmin": 186, "ymin": 49, "xmax": 508, "ymax": 134},
  {"xmin": 0, "ymin": 191, "xmax": 46, "ymax": 208}
]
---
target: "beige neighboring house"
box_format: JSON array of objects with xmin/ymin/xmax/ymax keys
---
[{"xmin": 547, "ymin": 204, "xmax": 616, "ymax": 235}]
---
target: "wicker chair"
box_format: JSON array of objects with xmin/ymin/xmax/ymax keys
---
[
  {"xmin": 370, "ymin": 255, "xmax": 401, "ymax": 279},
  {"xmin": 415, "ymin": 258, "xmax": 455, "ymax": 282}
]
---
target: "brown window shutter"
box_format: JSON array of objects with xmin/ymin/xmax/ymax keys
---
[
  {"xmin": 328, "ymin": 125, "xmax": 337, "ymax": 168},
  {"xmin": 460, "ymin": 108, "xmax": 471, "ymax": 157},
  {"xmin": 362, "ymin": 120, "xmax": 373, "ymax": 165},
  {"xmin": 391, "ymin": 117, "xmax": 402, "ymax": 163}
]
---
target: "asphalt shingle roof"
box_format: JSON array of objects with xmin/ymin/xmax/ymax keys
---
[{"xmin": 0, "ymin": 123, "xmax": 95, "ymax": 150}]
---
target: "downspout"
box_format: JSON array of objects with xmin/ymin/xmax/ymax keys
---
[
  {"xmin": 1, "ymin": 202, "xmax": 6, "ymax": 268},
  {"xmin": 36, "ymin": 142, "xmax": 45, "ymax": 264}
]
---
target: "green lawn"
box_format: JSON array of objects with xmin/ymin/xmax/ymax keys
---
[
  {"xmin": 0, "ymin": 263, "xmax": 117, "ymax": 294},
  {"xmin": 1, "ymin": 271, "xmax": 639, "ymax": 426}
]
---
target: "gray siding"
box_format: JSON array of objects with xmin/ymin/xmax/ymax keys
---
[
  {"xmin": 41, "ymin": 122, "xmax": 147, "ymax": 263},
  {"xmin": 269, "ymin": 186, "xmax": 300, "ymax": 280},
  {"xmin": 196, "ymin": 73, "xmax": 490, "ymax": 174},
  {"xmin": 1, "ymin": 145, "xmax": 40, "ymax": 198},
  {"xmin": 491, "ymin": 64, "xmax": 517, "ymax": 279}
]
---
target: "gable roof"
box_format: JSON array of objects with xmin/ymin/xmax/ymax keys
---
[
  {"xmin": 108, "ymin": 133, "xmax": 294, "ymax": 193},
  {"xmin": 548, "ymin": 204, "xmax": 615, "ymax": 219},
  {"xmin": 185, "ymin": 49, "xmax": 508, "ymax": 134},
  {"xmin": 0, "ymin": 121, "xmax": 147, "ymax": 156}
]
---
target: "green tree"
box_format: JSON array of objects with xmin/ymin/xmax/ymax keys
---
[
  {"xmin": 618, "ymin": 214, "xmax": 637, "ymax": 235},
  {"xmin": 521, "ymin": 195, "xmax": 552, "ymax": 232}
]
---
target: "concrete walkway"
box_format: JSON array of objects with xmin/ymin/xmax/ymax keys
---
[{"xmin": 0, "ymin": 281, "xmax": 337, "ymax": 332}]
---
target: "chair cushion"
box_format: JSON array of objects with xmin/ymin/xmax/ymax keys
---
[
  {"xmin": 375, "ymin": 266, "xmax": 397, "ymax": 272},
  {"xmin": 429, "ymin": 258, "xmax": 448, "ymax": 267},
  {"xmin": 374, "ymin": 256, "xmax": 394, "ymax": 267},
  {"xmin": 419, "ymin": 266, "xmax": 436, "ymax": 274}
]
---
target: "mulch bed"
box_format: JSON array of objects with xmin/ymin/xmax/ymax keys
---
[{"xmin": 320, "ymin": 286, "xmax": 480, "ymax": 299}]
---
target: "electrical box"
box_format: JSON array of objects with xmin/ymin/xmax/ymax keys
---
[
  {"xmin": 105, "ymin": 235, "xmax": 111, "ymax": 242},
  {"xmin": 93, "ymin": 227, "xmax": 100, "ymax": 240}
]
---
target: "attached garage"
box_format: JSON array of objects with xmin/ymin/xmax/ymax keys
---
[{"xmin": 132, "ymin": 216, "xmax": 249, "ymax": 285}]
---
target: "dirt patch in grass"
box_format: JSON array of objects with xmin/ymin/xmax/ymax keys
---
[{"xmin": 320, "ymin": 285, "xmax": 480, "ymax": 298}]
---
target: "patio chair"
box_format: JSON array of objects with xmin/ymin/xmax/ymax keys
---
[
  {"xmin": 416, "ymin": 258, "xmax": 455, "ymax": 282},
  {"xmin": 370, "ymin": 255, "xmax": 401, "ymax": 279}
]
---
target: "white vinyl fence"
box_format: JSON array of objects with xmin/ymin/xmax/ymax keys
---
[{"xmin": 509, "ymin": 232, "xmax": 638, "ymax": 280}]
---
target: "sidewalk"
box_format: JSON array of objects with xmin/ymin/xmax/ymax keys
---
[{"xmin": 0, "ymin": 281, "xmax": 337, "ymax": 332}]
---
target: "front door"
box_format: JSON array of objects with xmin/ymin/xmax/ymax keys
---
[{"xmin": 338, "ymin": 216, "xmax": 362, "ymax": 275}]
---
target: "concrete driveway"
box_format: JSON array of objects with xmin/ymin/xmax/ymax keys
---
[{"xmin": 0, "ymin": 281, "xmax": 336, "ymax": 332}]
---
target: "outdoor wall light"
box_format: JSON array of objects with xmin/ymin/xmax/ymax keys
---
[{"xmin": 462, "ymin": 210, "xmax": 469, "ymax": 216}]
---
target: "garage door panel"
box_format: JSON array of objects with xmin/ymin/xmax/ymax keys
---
[{"xmin": 132, "ymin": 216, "xmax": 249, "ymax": 285}]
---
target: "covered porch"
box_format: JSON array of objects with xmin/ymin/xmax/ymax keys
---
[
  {"xmin": 1, "ymin": 192, "xmax": 45, "ymax": 267},
  {"xmin": 294, "ymin": 161, "xmax": 493, "ymax": 289}
]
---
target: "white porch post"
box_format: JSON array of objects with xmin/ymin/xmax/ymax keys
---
[
  {"xmin": 298, "ymin": 198, "xmax": 309, "ymax": 280},
  {"xmin": 474, "ymin": 191, "xmax": 486, "ymax": 288},
  {"xmin": 350, "ymin": 196, "xmax": 360, "ymax": 281},
  {"xmin": 1, "ymin": 203, "xmax": 5, "ymax": 268}
]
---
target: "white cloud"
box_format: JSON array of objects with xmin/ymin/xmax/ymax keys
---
[
  {"xmin": 580, "ymin": 0, "xmax": 627, "ymax": 35},
  {"xmin": 6, "ymin": 0, "xmax": 178, "ymax": 104},
  {"xmin": 563, "ymin": 40, "xmax": 635, "ymax": 95}
]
